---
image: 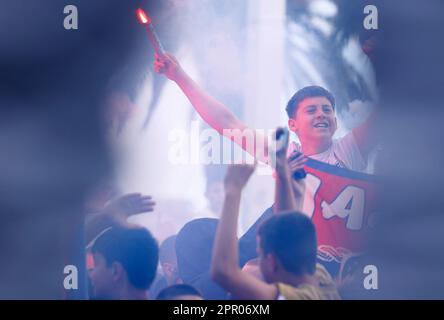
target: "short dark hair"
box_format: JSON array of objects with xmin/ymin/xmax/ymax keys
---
[
  {"xmin": 156, "ymin": 284, "xmax": 203, "ymax": 300},
  {"xmin": 92, "ymin": 227, "xmax": 159, "ymax": 290},
  {"xmin": 258, "ymin": 212, "xmax": 317, "ymax": 276},
  {"xmin": 285, "ymin": 85, "xmax": 335, "ymax": 118}
]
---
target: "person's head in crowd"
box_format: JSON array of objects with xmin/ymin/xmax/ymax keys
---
[
  {"xmin": 286, "ymin": 85, "xmax": 337, "ymax": 149},
  {"xmin": 257, "ymin": 212, "xmax": 317, "ymax": 284},
  {"xmin": 176, "ymin": 218, "xmax": 227, "ymax": 300},
  {"xmin": 337, "ymin": 253, "xmax": 371, "ymax": 299},
  {"xmin": 89, "ymin": 226, "xmax": 158, "ymax": 300},
  {"xmin": 159, "ymin": 235, "xmax": 180, "ymax": 285},
  {"xmin": 156, "ymin": 284, "xmax": 203, "ymax": 300}
]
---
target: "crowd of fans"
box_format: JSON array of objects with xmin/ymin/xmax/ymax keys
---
[
  {"xmin": 82, "ymin": 48, "xmax": 376, "ymax": 299},
  {"xmin": 84, "ymin": 113, "xmax": 359, "ymax": 300}
]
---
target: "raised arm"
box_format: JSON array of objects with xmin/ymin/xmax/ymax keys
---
[
  {"xmin": 154, "ymin": 53, "xmax": 269, "ymax": 163},
  {"xmin": 211, "ymin": 164, "xmax": 278, "ymax": 300}
]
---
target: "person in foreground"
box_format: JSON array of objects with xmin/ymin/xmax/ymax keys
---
[
  {"xmin": 210, "ymin": 138, "xmax": 340, "ymax": 300},
  {"xmin": 89, "ymin": 226, "xmax": 158, "ymax": 300}
]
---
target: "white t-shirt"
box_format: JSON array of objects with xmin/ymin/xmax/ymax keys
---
[{"xmin": 288, "ymin": 132, "xmax": 367, "ymax": 172}]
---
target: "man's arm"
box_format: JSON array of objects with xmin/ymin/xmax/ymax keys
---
[
  {"xmin": 273, "ymin": 128, "xmax": 306, "ymax": 213},
  {"xmin": 352, "ymin": 111, "xmax": 378, "ymax": 161},
  {"xmin": 154, "ymin": 53, "xmax": 269, "ymax": 163},
  {"xmin": 274, "ymin": 157, "xmax": 305, "ymax": 213},
  {"xmin": 211, "ymin": 164, "xmax": 278, "ymax": 300}
]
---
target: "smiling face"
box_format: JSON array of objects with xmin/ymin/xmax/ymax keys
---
[{"xmin": 288, "ymin": 96, "xmax": 337, "ymax": 145}]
